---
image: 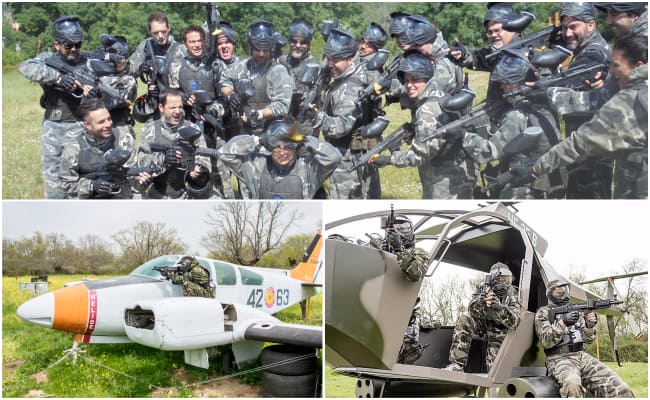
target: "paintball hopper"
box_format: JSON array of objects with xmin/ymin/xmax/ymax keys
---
[
  {"xmin": 237, "ymin": 78, "xmax": 256, "ymax": 99},
  {"xmin": 366, "ymin": 49, "xmax": 390, "ymax": 71},
  {"xmin": 297, "ymin": 63, "xmax": 321, "ymax": 86},
  {"xmin": 530, "ymin": 45, "xmax": 572, "ymax": 68},
  {"xmin": 502, "ymin": 126, "xmax": 542, "ymax": 157},
  {"xmin": 104, "ymin": 148, "xmax": 132, "ymax": 165},
  {"xmin": 360, "ymin": 116, "xmax": 390, "ymax": 139},
  {"xmin": 321, "ymin": 18, "xmax": 339, "ymax": 38},
  {"xmin": 184, "ymin": 169, "xmax": 212, "ymax": 198},
  {"xmin": 502, "ymin": 11, "xmax": 536, "ymax": 32},
  {"xmin": 192, "ymin": 90, "xmax": 214, "ymax": 106},
  {"xmin": 441, "ymin": 89, "xmax": 476, "ymax": 112},
  {"xmin": 178, "ymin": 125, "xmax": 203, "ymax": 144},
  {"xmin": 89, "ymin": 58, "xmax": 117, "ymax": 76}
]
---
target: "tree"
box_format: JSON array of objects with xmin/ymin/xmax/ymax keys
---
[
  {"xmin": 617, "ymin": 259, "xmax": 648, "ymax": 336},
  {"xmin": 74, "ymin": 234, "xmax": 116, "ymax": 275},
  {"xmin": 419, "ymin": 273, "xmax": 471, "ymax": 326},
  {"xmin": 202, "ymin": 202, "xmax": 301, "ymax": 265},
  {"xmin": 112, "ymin": 221, "xmax": 188, "ymax": 270},
  {"xmin": 256, "ymin": 233, "xmax": 314, "ymax": 269}
]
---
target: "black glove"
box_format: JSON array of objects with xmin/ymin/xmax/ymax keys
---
[
  {"xmin": 441, "ymin": 126, "xmax": 465, "ymax": 142},
  {"xmin": 91, "ymin": 179, "xmax": 114, "ymax": 196},
  {"xmin": 148, "ymin": 83, "xmax": 160, "ymax": 100},
  {"xmin": 229, "ymin": 92, "xmax": 241, "ymax": 110},
  {"xmin": 372, "ymin": 155, "xmax": 392, "ymax": 167},
  {"xmin": 549, "ymin": 25, "xmax": 563, "ymax": 47},
  {"xmin": 57, "ymin": 73, "xmax": 77, "ymax": 92},
  {"xmin": 258, "ymin": 134, "xmax": 270, "ymax": 150},
  {"xmin": 249, "ymin": 109, "xmax": 264, "ymax": 127},
  {"xmin": 561, "ymin": 311, "xmax": 580, "ymax": 326},
  {"xmin": 509, "ymin": 165, "xmax": 538, "ymax": 186},
  {"xmin": 164, "ymin": 148, "xmax": 180, "ymax": 166},
  {"xmin": 139, "ymin": 60, "xmax": 154, "ymax": 76},
  {"xmin": 450, "ymin": 39, "xmax": 468, "ymax": 62},
  {"xmin": 585, "ymin": 314, "xmax": 598, "ymax": 328}
]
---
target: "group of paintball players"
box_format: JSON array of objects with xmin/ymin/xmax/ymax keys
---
[{"xmin": 19, "ymin": 2, "xmax": 648, "ymax": 200}]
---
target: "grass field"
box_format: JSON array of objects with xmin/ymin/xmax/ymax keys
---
[
  {"xmin": 2, "ymin": 274, "xmax": 323, "ymax": 397},
  {"xmin": 2, "ymin": 67, "xmax": 490, "ymax": 200},
  {"xmin": 324, "ymin": 361, "xmax": 648, "ymax": 398}
]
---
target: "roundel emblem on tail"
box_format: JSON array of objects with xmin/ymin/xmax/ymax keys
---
[{"xmin": 265, "ymin": 287, "xmax": 275, "ymax": 308}]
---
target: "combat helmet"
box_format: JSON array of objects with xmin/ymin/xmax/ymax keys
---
[
  {"xmin": 489, "ymin": 262, "xmax": 513, "ymax": 297},
  {"xmin": 53, "ymin": 16, "xmax": 83, "ymax": 44},
  {"xmin": 289, "ymin": 19, "xmax": 314, "ymax": 42},
  {"xmin": 247, "ymin": 19, "xmax": 275, "ymax": 51},
  {"xmin": 362, "ymin": 23, "xmax": 388, "ymax": 49},
  {"xmin": 323, "ymin": 27, "xmax": 357, "ymax": 58},
  {"xmin": 397, "ymin": 49, "xmax": 434, "ymax": 83}
]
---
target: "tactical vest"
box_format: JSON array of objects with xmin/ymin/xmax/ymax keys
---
[
  {"xmin": 259, "ymin": 161, "xmax": 304, "ymax": 199},
  {"xmin": 77, "ymin": 134, "xmax": 131, "ymax": 199},
  {"xmin": 246, "ymin": 60, "xmax": 272, "ymax": 110},
  {"xmin": 148, "ymin": 119, "xmax": 186, "ymax": 198},
  {"xmin": 322, "ymin": 70, "xmax": 367, "ymax": 153},
  {"xmin": 41, "ymin": 53, "xmax": 87, "ymax": 122},
  {"xmin": 146, "ymin": 39, "xmax": 180, "ymax": 90},
  {"xmin": 178, "ymin": 57, "xmax": 217, "ymax": 97}
]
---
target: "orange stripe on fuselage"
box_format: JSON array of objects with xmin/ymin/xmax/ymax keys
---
[{"xmin": 52, "ymin": 284, "xmax": 89, "ymax": 334}]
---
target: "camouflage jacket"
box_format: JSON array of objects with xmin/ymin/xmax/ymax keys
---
[
  {"xmin": 59, "ymin": 129, "xmax": 137, "ymax": 198},
  {"xmin": 468, "ymin": 284, "xmax": 521, "ymax": 330},
  {"xmin": 632, "ymin": 10, "xmax": 648, "ymax": 37},
  {"xmin": 534, "ymin": 304, "xmax": 597, "ymax": 350},
  {"xmin": 127, "ymin": 36, "xmax": 186, "ymax": 78},
  {"xmin": 171, "ymin": 263, "xmax": 215, "ymax": 298},
  {"xmin": 97, "ymin": 70, "xmax": 138, "ymax": 115},
  {"xmin": 140, "ymin": 117, "xmax": 212, "ymax": 172},
  {"xmin": 221, "ymin": 58, "xmax": 294, "ymax": 117},
  {"xmin": 396, "ymin": 246, "xmax": 429, "ymax": 282},
  {"xmin": 280, "ymin": 51, "xmax": 319, "ymax": 96},
  {"xmin": 422, "ymin": 33, "xmax": 463, "ymax": 95},
  {"xmin": 535, "ymin": 64, "xmax": 648, "ymax": 199},
  {"xmin": 218, "ymin": 134, "xmax": 341, "ymax": 199}
]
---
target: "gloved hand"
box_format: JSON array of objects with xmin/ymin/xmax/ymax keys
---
[
  {"xmin": 229, "ymin": 92, "xmax": 241, "ymax": 110},
  {"xmin": 139, "ymin": 60, "xmax": 154, "ymax": 76},
  {"xmin": 374, "ymin": 80, "xmax": 391, "ymax": 95},
  {"xmin": 91, "ymin": 179, "xmax": 114, "ymax": 196},
  {"xmin": 258, "ymin": 133, "xmax": 270, "ymax": 150},
  {"xmin": 148, "ymin": 83, "xmax": 160, "ymax": 100},
  {"xmin": 164, "ymin": 148, "xmax": 180, "ymax": 166},
  {"xmin": 249, "ymin": 109, "xmax": 264, "ymax": 127},
  {"xmin": 585, "ymin": 312, "xmax": 598, "ymax": 328},
  {"xmin": 57, "ymin": 73, "xmax": 78, "ymax": 92},
  {"xmin": 509, "ymin": 165, "xmax": 538, "ymax": 186},
  {"xmin": 561, "ymin": 311, "xmax": 580, "ymax": 326},
  {"xmin": 371, "ymin": 155, "xmax": 392, "ymax": 167},
  {"xmin": 441, "ymin": 126, "xmax": 466, "ymax": 142},
  {"xmin": 450, "ymin": 39, "xmax": 468, "ymax": 61}
]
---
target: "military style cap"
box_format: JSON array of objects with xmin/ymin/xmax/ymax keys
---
[
  {"xmin": 490, "ymin": 49, "xmax": 532, "ymax": 84},
  {"xmin": 594, "ymin": 2, "xmax": 647, "ymax": 16},
  {"xmin": 362, "ymin": 23, "xmax": 388, "ymax": 49},
  {"xmin": 560, "ymin": 2, "xmax": 597, "ymax": 22},
  {"xmin": 248, "ymin": 19, "xmax": 275, "ymax": 51},
  {"xmin": 53, "ymin": 16, "xmax": 83, "ymax": 44},
  {"xmin": 289, "ymin": 19, "xmax": 314, "ymax": 41},
  {"xmin": 323, "ymin": 27, "xmax": 357, "ymax": 58},
  {"xmin": 397, "ymin": 49, "xmax": 434, "ymax": 82}
]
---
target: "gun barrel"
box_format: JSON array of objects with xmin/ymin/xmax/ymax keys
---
[{"xmin": 347, "ymin": 124, "xmax": 409, "ymax": 172}]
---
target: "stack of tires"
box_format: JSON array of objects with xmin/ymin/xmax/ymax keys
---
[{"xmin": 261, "ymin": 344, "xmax": 320, "ymax": 397}]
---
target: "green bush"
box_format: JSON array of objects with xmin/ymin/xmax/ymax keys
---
[{"xmin": 585, "ymin": 334, "xmax": 648, "ymax": 363}]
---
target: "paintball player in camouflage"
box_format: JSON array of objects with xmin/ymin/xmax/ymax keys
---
[
  {"xmin": 59, "ymin": 98, "xmax": 141, "ymax": 199},
  {"xmin": 535, "ymin": 280, "xmax": 633, "ymax": 397},
  {"xmin": 445, "ymin": 262, "xmax": 521, "ymax": 372},
  {"xmin": 512, "ymin": 34, "xmax": 647, "ymax": 199},
  {"xmin": 218, "ymin": 118, "xmax": 341, "ymax": 199},
  {"xmin": 310, "ymin": 27, "xmax": 369, "ymax": 199},
  {"xmin": 281, "ymin": 19, "xmax": 319, "ymax": 135},
  {"xmin": 19, "ymin": 16, "xmax": 89, "ymax": 199},
  {"xmin": 389, "ymin": 11, "xmax": 413, "ymax": 52},
  {"xmin": 371, "ymin": 51, "xmax": 476, "ymax": 199},
  {"xmin": 140, "ymin": 89, "xmax": 212, "ymax": 199},
  {"xmin": 170, "ymin": 256, "xmax": 216, "ymax": 298},
  {"xmin": 220, "ymin": 20, "xmax": 294, "ymax": 136},
  {"xmin": 595, "ymin": 2, "xmax": 648, "ymax": 38},
  {"xmin": 460, "ymin": 50, "xmax": 563, "ymax": 199},
  {"xmin": 169, "ymin": 25, "xmax": 232, "ymax": 199},
  {"xmin": 95, "ymin": 35, "xmax": 138, "ymax": 141}
]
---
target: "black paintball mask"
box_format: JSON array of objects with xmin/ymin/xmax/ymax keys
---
[
  {"xmin": 382, "ymin": 214, "xmax": 415, "ymax": 252},
  {"xmin": 546, "ymin": 279, "xmax": 571, "ymax": 305},
  {"xmin": 489, "ymin": 262, "xmax": 513, "ymax": 298}
]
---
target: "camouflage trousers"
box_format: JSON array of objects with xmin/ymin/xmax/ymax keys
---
[
  {"xmin": 329, "ymin": 151, "xmax": 362, "ymax": 199},
  {"xmin": 419, "ymin": 164, "xmax": 474, "ymax": 199},
  {"xmin": 41, "ymin": 119, "xmax": 84, "ymax": 199},
  {"xmin": 546, "ymin": 351, "xmax": 634, "ymax": 398},
  {"xmin": 183, "ymin": 280, "xmax": 215, "ymax": 298},
  {"xmin": 211, "ymin": 136, "xmax": 235, "ymax": 199},
  {"xmin": 448, "ymin": 313, "xmax": 508, "ymax": 370}
]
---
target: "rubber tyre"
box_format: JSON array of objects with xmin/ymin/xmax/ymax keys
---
[
  {"xmin": 260, "ymin": 345, "xmax": 318, "ymax": 376},
  {"xmin": 262, "ymin": 370, "xmax": 319, "ymax": 398}
]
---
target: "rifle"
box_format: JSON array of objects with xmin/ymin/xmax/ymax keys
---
[
  {"xmin": 347, "ymin": 119, "xmax": 411, "ymax": 172},
  {"xmin": 153, "ymin": 263, "xmax": 193, "ymax": 279},
  {"xmin": 296, "ymin": 63, "xmax": 329, "ymax": 123},
  {"xmin": 504, "ymin": 62, "xmax": 608, "ymax": 98},
  {"xmin": 200, "ymin": 2, "xmax": 221, "ymax": 59},
  {"xmin": 191, "ymin": 89, "xmax": 224, "ymax": 132},
  {"xmin": 421, "ymin": 103, "xmax": 492, "ymax": 142},
  {"xmin": 149, "ymin": 125, "xmax": 221, "ymax": 165},
  {"xmin": 354, "ymin": 53, "xmax": 403, "ymax": 106},
  {"xmin": 547, "ymin": 298, "xmax": 624, "ymax": 322},
  {"xmin": 486, "ymin": 23, "xmax": 560, "ymax": 63},
  {"xmin": 83, "ymin": 149, "xmax": 162, "ymax": 196},
  {"xmin": 45, "ymin": 57, "xmax": 124, "ymax": 104},
  {"xmin": 477, "ymin": 271, "xmax": 502, "ymax": 306},
  {"xmin": 231, "ymin": 78, "xmax": 256, "ymax": 128}
]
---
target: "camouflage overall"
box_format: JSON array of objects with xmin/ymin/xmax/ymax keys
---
[{"xmin": 171, "ymin": 261, "xmax": 216, "ymax": 298}]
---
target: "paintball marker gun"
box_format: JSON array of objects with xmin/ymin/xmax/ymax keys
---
[
  {"xmin": 140, "ymin": 39, "xmax": 169, "ymax": 93},
  {"xmin": 486, "ymin": 11, "xmax": 561, "ymax": 62},
  {"xmin": 354, "ymin": 53, "xmax": 403, "ymax": 106},
  {"xmin": 201, "ymin": 2, "xmax": 221, "ymax": 59},
  {"xmin": 191, "ymin": 89, "xmax": 224, "ymax": 132},
  {"xmin": 45, "ymin": 57, "xmax": 124, "ymax": 103},
  {"xmin": 547, "ymin": 298, "xmax": 624, "ymax": 322},
  {"xmin": 504, "ymin": 62, "xmax": 608, "ymax": 98},
  {"xmin": 321, "ymin": 18, "xmax": 339, "ymax": 39},
  {"xmin": 230, "ymin": 79, "xmax": 257, "ymax": 128},
  {"xmin": 149, "ymin": 125, "xmax": 220, "ymax": 168},
  {"xmin": 421, "ymin": 98, "xmax": 491, "ymax": 142},
  {"xmin": 296, "ymin": 63, "xmax": 329, "ymax": 124},
  {"xmin": 347, "ymin": 118, "xmax": 408, "ymax": 173},
  {"xmin": 83, "ymin": 149, "xmax": 162, "ymax": 197}
]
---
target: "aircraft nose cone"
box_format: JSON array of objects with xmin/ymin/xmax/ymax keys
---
[{"xmin": 16, "ymin": 292, "xmax": 55, "ymax": 328}]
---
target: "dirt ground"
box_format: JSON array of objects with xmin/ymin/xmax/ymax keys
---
[{"xmin": 151, "ymin": 367, "xmax": 262, "ymax": 398}]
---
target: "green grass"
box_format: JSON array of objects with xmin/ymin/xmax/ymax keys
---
[
  {"xmin": 3, "ymin": 275, "xmax": 322, "ymax": 397},
  {"xmin": 324, "ymin": 362, "xmax": 648, "ymax": 398},
  {"xmin": 2, "ymin": 66, "xmax": 490, "ymax": 199}
]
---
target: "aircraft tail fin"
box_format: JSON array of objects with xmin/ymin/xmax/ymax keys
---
[{"xmin": 290, "ymin": 230, "xmax": 322, "ymax": 283}]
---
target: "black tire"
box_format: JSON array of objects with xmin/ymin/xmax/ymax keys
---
[
  {"xmin": 260, "ymin": 345, "xmax": 318, "ymax": 376},
  {"xmin": 262, "ymin": 370, "xmax": 319, "ymax": 398}
]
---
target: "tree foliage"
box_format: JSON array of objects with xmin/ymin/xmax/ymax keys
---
[
  {"xmin": 256, "ymin": 233, "xmax": 314, "ymax": 270},
  {"xmin": 201, "ymin": 202, "xmax": 301, "ymax": 265},
  {"xmin": 112, "ymin": 221, "xmax": 188, "ymax": 270}
]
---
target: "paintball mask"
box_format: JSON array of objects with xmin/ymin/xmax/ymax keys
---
[
  {"xmin": 53, "ymin": 16, "xmax": 83, "ymax": 44},
  {"xmin": 362, "ymin": 23, "xmax": 388, "ymax": 49},
  {"xmin": 289, "ymin": 19, "xmax": 314, "ymax": 42},
  {"xmin": 390, "ymin": 11, "xmax": 412, "ymax": 37},
  {"xmin": 397, "ymin": 49, "xmax": 434, "ymax": 83},
  {"xmin": 248, "ymin": 19, "xmax": 275, "ymax": 51},
  {"xmin": 383, "ymin": 214, "xmax": 415, "ymax": 252},
  {"xmin": 323, "ymin": 28, "xmax": 357, "ymax": 58},
  {"xmin": 401, "ymin": 15, "xmax": 438, "ymax": 46},
  {"xmin": 490, "ymin": 50, "xmax": 533, "ymax": 85},
  {"xmin": 215, "ymin": 21, "xmax": 237, "ymax": 45},
  {"xmin": 546, "ymin": 279, "xmax": 571, "ymax": 305},
  {"xmin": 489, "ymin": 262, "xmax": 513, "ymax": 298}
]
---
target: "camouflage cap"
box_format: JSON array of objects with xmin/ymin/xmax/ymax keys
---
[{"xmin": 560, "ymin": 2, "xmax": 597, "ymax": 22}]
